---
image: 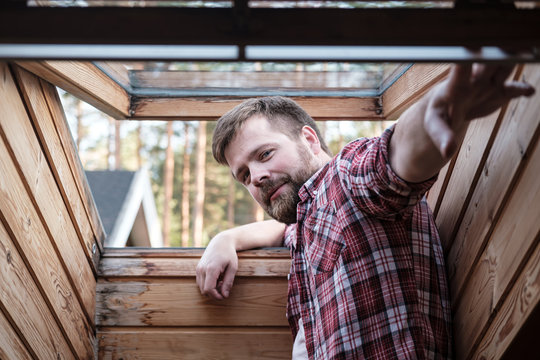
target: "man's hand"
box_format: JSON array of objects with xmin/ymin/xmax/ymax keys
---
[
  {"xmin": 424, "ymin": 64, "xmax": 535, "ymax": 160},
  {"xmin": 196, "ymin": 232, "xmax": 238, "ymax": 300},
  {"xmin": 390, "ymin": 63, "xmax": 535, "ymax": 183}
]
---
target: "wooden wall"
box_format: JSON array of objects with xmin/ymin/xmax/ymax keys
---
[
  {"xmin": 0, "ymin": 63, "xmax": 104, "ymax": 359},
  {"xmin": 96, "ymin": 248, "xmax": 292, "ymax": 359},
  {"xmin": 427, "ymin": 64, "xmax": 540, "ymax": 359}
]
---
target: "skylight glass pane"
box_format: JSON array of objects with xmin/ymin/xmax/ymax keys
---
[
  {"xmin": 95, "ymin": 61, "xmax": 410, "ymax": 97},
  {"xmin": 27, "ymin": 0, "xmax": 233, "ymax": 8}
]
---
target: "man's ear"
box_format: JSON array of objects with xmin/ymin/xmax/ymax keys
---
[{"xmin": 301, "ymin": 126, "xmax": 322, "ymax": 154}]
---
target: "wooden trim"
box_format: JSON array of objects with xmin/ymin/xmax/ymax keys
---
[
  {"xmin": 448, "ymin": 64, "xmax": 540, "ymax": 310},
  {"xmin": 381, "ymin": 63, "xmax": 450, "ymax": 120},
  {"xmin": 98, "ymin": 328, "xmax": 293, "ymax": 360},
  {"xmin": 131, "ymin": 96, "xmax": 382, "ymax": 120},
  {"xmin": 4, "ymin": 64, "xmax": 97, "ymax": 323},
  {"xmin": 16, "ymin": 61, "xmax": 130, "ymax": 119},
  {"xmin": 97, "ymin": 278, "xmax": 288, "ymax": 327},
  {"xmin": 0, "ymin": 219, "xmax": 72, "ymax": 360}
]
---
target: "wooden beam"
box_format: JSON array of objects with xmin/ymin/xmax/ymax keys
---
[
  {"xmin": 1, "ymin": 7, "xmax": 539, "ymax": 48},
  {"xmin": 381, "ymin": 63, "xmax": 450, "ymax": 120},
  {"xmin": 131, "ymin": 96, "xmax": 382, "ymax": 120},
  {"xmin": 97, "ymin": 278, "xmax": 288, "ymax": 327},
  {"xmin": 98, "ymin": 328, "xmax": 293, "ymax": 360},
  {"xmin": 16, "ymin": 61, "xmax": 130, "ymax": 119}
]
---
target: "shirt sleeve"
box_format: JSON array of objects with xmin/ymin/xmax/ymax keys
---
[
  {"xmin": 335, "ymin": 124, "xmax": 437, "ymax": 220},
  {"xmin": 283, "ymin": 223, "xmax": 297, "ymax": 250}
]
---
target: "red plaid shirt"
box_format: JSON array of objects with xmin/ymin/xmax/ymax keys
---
[{"xmin": 284, "ymin": 126, "xmax": 453, "ymax": 359}]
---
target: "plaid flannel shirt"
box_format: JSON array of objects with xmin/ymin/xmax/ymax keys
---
[{"xmin": 284, "ymin": 126, "xmax": 453, "ymax": 359}]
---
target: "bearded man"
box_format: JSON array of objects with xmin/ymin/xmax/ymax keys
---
[{"xmin": 195, "ymin": 64, "xmax": 535, "ymax": 359}]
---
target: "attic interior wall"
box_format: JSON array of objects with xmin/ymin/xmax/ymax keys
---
[
  {"xmin": 0, "ymin": 63, "xmax": 103, "ymax": 359},
  {"xmin": 1, "ymin": 60, "xmax": 539, "ymax": 359}
]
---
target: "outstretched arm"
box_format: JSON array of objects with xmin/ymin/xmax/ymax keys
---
[
  {"xmin": 389, "ymin": 64, "xmax": 535, "ymax": 183},
  {"xmin": 196, "ymin": 220, "xmax": 286, "ymax": 300}
]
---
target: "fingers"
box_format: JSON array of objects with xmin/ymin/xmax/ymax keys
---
[
  {"xmin": 446, "ymin": 63, "xmax": 472, "ymax": 99},
  {"xmin": 504, "ymin": 81, "xmax": 536, "ymax": 99},
  {"xmin": 203, "ymin": 266, "xmax": 226, "ymax": 300},
  {"xmin": 219, "ymin": 262, "xmax": 237, "ymax": 298}
]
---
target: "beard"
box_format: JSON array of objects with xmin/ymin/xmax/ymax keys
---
[{"xmin": 259, "ymin": 146, "xmax": 320, "ymax": 224}]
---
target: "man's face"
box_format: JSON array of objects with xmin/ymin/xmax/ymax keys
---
[{"xmin": 224, "ymin": 115, "xmax": 321, "ymax": 224}]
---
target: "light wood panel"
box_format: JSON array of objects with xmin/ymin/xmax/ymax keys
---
[
  {"xmin": 471, "ymin": 239, "xmax": 540, "ymax": 360},
  {"xmin": 131, "ymin": 96, "xmax": 382, "ymax": 120},
  {"xmin": 0, "ymin": 309, "xmax": 32, "ymax": 360},
  {"xmin": 381, "ymin": 63, "xmax": 450, "ymax": 120},
  {"xmin": 12, "ymin": 65, "xmax": 104, "ymax": 268},
  {"xmin": 453, "ymin": 131, "xmax": 540, "ymax": 359},
  {"xmin": 98, "ymin": 328, "xmax": 293, "ymax": 360},
  {"xmin": 0, "ymin": 214, "xmax": 73, "ymax": 360},
  {"xmin": 97, "ymin": 278, "xmax": 288, "ymax": 327},
  {"xmin": 3, "ymin": 64, "xmax": 97, "ymax": 322},
  {"xmin": 0, "ymin": 133, "xmax": 95, "ymax": 359},
  {"xmin": 40, "ymin": 75, "xmax": 106, "ymax": 255},
  {"xmin": 17, "ymin": 60, "xmax": 130, "ymax": 119},
  {"xmin": 447, "ymin": 64, "xmax": 540, "ymax": 307},
  {"xmin": 435, "ymin": 109, "xmax": 503, "ymax": 251}
]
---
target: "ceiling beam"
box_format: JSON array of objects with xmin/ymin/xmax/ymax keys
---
[{"xmin": 0, "ymin": 7, "xmax": 539, "ymax": 51}]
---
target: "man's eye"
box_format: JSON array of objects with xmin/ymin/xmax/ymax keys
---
[{"xmin": 261, "ymin": 150, "xmax": 272, "ymax": 159}]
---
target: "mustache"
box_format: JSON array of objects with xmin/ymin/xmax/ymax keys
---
[{"xmin": 261, "ymin": 176, "xmax": 291, "ymax": 205}]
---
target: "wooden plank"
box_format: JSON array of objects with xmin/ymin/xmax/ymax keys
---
[
  {"xmin": 452, "ymin": 84, "xmax": 540, "ymax": 359},
  {"xmin": 0, "ymin": 308, "xmax": 32, "ymax": 360},
  {"xmin": 4, "ymin": 64, "xmax": 97, "ymax": 324},
  {"xmin": 0, "ymin": 215, "xmax": 73, "ymax": 360},
  {"xmin": 470, "ymin": 193, "xmax": 540, "ymax": 360},
  {"xmin": 96, "ymin": 278, "xmax": 288, "ymax": 327},
  {"xmin": 101, "ymin": 247, "xmax": 290, "ymax": 259},
  {"xmin": 99, "ymin": 257, "xmax": 290, "ymax": 278},
  {"xmin": 382, "ymin": 63, "xmax": 450, "ymax": 120},
  {"xmin": 98, "ymin": 328, "xmax": 293, "ymax": 360},
  {"xmin": 131, "ymin": 96, "xmax": 382, "ymax": 121},
  {"xmin": 38, "ymin": 74, "xmax": 106, "ymax": 257},
  {"xmin": 0, "ymin": 135, "xmax": 95, "ymax": 359},
  {"xmin": 448, "ymin": 64, "xmax": 540, "ymax": 307},
  {"xmin": 16, "ymin": 60, "xmax": 130, "ymax": 119},
  {"xmin": 13, "ymin": 64, "xmax": 105, "ymax": 265},
  {"xmin": 435, "ymin": 109, "xmax": 503, "ymax": 251}
]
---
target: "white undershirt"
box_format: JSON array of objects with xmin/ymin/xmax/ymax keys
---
[{"xmin": 292, "ymin": 318, "xmax": 309, "ymax": 359}]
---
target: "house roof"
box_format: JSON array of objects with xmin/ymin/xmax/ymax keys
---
[{"xmin": 85, "ymin": 169, "xmax": 163, "ymax": 247}]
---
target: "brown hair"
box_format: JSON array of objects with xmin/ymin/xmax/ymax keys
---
[{"xmin": 212, "ymin": 96, "xmax": 331, "ymax": 165}]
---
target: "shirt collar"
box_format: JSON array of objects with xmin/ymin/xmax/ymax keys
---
[{"xmin": 298, "ymin": 160, "xmax": 331, "ymax": 202}]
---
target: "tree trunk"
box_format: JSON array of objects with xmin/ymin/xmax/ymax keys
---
[
  {"xmin": 227, "ymin": 177, "xmax": 236, "ymax": 228},
  {"xmin": 75, "ymin": 99, "xmax": 83, "ymax": 150},
  {"xmin": 114, "ymin": 119, "xmax": 122, "ymax": 170},
  {"xmin": 193, "ymin": 121, "xmax": 207, "ymax": 247},
  {"xmin": 181, "ymin": 123, "xmax": 191, "ymax": 247},
  {"xmin": 136, "ymin": 122, "xmax": 143, "ymax": 169},
  {"xmin": 162, "ymin": 121, "xmax": 175, "ymax": 247}
]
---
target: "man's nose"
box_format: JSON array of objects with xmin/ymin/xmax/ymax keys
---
[{"xmin": 251, "ymin": 166, "xmax": 270, "ymax": 187}]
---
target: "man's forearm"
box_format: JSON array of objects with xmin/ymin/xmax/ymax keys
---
[{"xmin": 220, "ymin": 219, "xmax": 286, "ymax": 251}]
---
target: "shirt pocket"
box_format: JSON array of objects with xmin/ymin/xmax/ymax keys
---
[{"xmin": 304, "ymin": 200, "xmax": 345, "ymax": 274}]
